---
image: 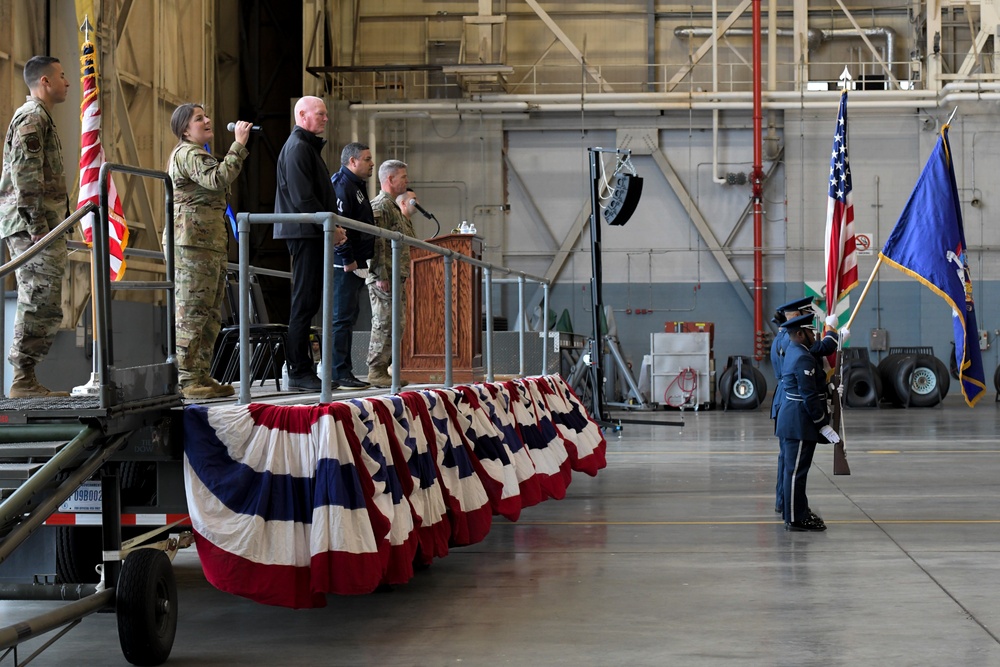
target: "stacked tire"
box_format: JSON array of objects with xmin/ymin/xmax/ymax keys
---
[
  {"xmin": 717, "ymin": 355, "xmax": 767, "ymax": 410},
  {"xmin": 841, "ymin": 358, "xmax": 881, "ymax": 408},
  {"xmin": 876, "ymin": 353, "xmax": 949, "ymax": 407}
]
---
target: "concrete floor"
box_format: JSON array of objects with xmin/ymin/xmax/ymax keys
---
[{"xmin": 3, "ymin": 393, "xmax": 1000, "ymax": 666}]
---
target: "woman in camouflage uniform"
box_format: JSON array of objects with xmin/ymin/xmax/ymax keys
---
[{"xmin": 167, "ymin": 104, "xmax": 251, "ymax": 399}]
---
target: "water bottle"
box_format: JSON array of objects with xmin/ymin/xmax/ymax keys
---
[
  {"xmin": 460, "ymin": 220, "xmax": 470, "ymax": 233},
  {"xmin": 468, "ymin": 222, "xmax": 477, "ymax": 234}
]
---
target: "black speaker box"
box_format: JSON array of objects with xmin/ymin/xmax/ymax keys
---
[{"xmin": 603, "ymin": 173, "xmax": 643, "ymax": 226}]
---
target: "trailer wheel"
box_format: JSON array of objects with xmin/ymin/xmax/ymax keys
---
[
  {"xmin": 117, "ymin": 549, "xmax": 177, "ymax": 666},
  {"xmin": 56, "ymin": 526, "xmax": 102, "ymax": 584},
  {"xmin": 57, "ymin": 525, "xmax": 149, "ymax": 584}
]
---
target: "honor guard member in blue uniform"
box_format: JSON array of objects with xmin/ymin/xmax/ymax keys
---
[
  {"xmin": 770, "ymin": 297, "xmax": 840, "ymax": 514},
  {"xmin": 776, "ymin": 313, "xmax": 842, "ymax": 531}
]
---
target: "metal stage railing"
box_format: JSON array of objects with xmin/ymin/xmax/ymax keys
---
[{"xmin": 236, "ymin": 212, "xmax": 550, "ymax": 405}]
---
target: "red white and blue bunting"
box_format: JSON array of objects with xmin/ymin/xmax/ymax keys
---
[{"xmin": 183, "ymin": 376, "xmax": 606, "ymax": 608}]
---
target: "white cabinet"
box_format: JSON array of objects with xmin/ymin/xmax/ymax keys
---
[{"xmin": 650, "ymin": 332, "xmax": 713, "ymax": 409}]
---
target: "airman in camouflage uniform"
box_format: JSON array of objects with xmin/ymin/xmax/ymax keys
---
[
  {"xmin": 167, "ymin": 104, "xmax": 250, "ymax": 399},
  {"xmin": 0, "ymin": 56, "xmax": 72, "ymax": 398},
  {"xmin": 367, "ymin": 160, "xmax": 413, "ymax": 388}
]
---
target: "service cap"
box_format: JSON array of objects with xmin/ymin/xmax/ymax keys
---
[
  {"xmin": 782, "ymin": 312, "xmax": 816, "ymax": 331},
  {"xmin": 777, "ymin": 296, "xmax": 813, "ymax": 313}
]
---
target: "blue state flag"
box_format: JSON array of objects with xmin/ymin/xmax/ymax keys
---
[
  {"xmin": 879, "ymin": 126, "xmax": 986, "ymax": 407},
  {"xmin": 225, "ymin": 203, "xmax": 238, "ymax": 238},
  {"xmin": 204, "ymin": 143, "xmax": 239, "ymax": 239}
]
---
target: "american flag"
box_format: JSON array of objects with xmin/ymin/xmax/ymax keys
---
[
  {"xmin": 78, "ymin": 39, "xmax": 128, "ymax": 281},
  {"xmin": 182, "ymin": 377, "xmax": 606, "ymax": 608},
  {"xmin": 824, "ymin": 90, "xmax": 858, "ymax": 316}
]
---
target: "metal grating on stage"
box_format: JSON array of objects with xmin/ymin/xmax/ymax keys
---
[{"xmin": 0, "ymin": 397, "xmax": 102, "ymax": 411}]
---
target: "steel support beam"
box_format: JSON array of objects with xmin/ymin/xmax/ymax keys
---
[
  {"xmin": 113, "ymin": 78, "xmax": 156, "ymax": 244},
  {"xmin": 665, "ymin": 0, "xmax": 751, "ymax": 92},
  {"xmin": 522, "ymin": 0, "xmax": 614, "ymax": 92},
  {"xmin": 524, "ymin": 199, "xmax": 591, "ymax": 316},
  {"xmin": 651, "ymin": 148, "xmax": 754, "ymax": 316},
  {"xmin": 503, "ymin": 153, "xmax": 558, "ymax": 251},
  {"xmin": 833, "ymin": 0, "xmax": 899, "ymax": 88}
]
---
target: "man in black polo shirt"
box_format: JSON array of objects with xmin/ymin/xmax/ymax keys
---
[{"xmin": 329, "ymin": 142, "xmax": 376, "ymax": 388}]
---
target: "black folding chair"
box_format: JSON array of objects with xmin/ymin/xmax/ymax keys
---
[{"xmin": 210, "ymin": 272, "xmax": 288, "ymax": 390}]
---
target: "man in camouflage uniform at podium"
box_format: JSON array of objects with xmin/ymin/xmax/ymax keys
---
[
  {"xmin": 366, "ymin": 160, "xmax": 413, "ymax": 388},
  {"xmin": 0, "ymin": 56, "xmax": 72, "ymax": 398}
]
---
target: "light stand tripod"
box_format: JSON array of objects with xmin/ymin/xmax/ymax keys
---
[{"xmin": 586, "ymin": 147, "xmax": 682, "ymax": 428}]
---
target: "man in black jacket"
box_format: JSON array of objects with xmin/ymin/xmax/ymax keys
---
[
  {"xmin": 274, "ymin": 96, "xmax": 345, "ymax": 392},
  {"xmin": 329, "ymin": 142, "xmax": 376, "ymax": 388}
]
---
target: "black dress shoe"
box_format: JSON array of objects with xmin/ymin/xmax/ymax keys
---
[
  {"xmin": 287, "ymin": 374, "xmax": 339, "ymax": 392},
  {"xmin": 336, "ymin": 375, "xmax": 370, "ymax": 389},
  {"xmin": 785, "ymin": 516, "xmax": 828, "ymax": 532},
  {"xmin": 807, "ymin": 511, "xmax": 825, "ymax": 527},
  {"xmin": 774, "ymin": 506, "xmax": 783, "ymax": 513}
]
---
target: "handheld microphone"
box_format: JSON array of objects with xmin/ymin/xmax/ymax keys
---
[
  {"xmin": 408, "ymin": 198, "xmax": 434, "ymax": 220},
  {"xmin": 227, "ymin": 122, "xmax": 262, "ymax": 132}
]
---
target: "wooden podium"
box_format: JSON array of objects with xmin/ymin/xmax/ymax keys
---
[{"xmin": 401, "ymin": 234, "xmax": 483, "ymax": 383}]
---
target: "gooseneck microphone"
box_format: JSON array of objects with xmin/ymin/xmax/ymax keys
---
[
  {"xmin": 408, "ymin": 199, "xmax": 440, "ymax": 237},
  {"xmin": 227, "ymin": 122, "xmax": 262, "ymax": 132},
  {"xmin": 408, "ymin": 199, "xmax": 434, "ymax": 220}
]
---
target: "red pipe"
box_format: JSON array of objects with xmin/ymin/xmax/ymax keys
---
[{"xmin": 751, "ymin": 0, "xmax": 765, "ymax": 360}]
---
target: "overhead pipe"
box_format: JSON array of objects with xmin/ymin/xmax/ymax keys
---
[
  {"xmin": 673, "ymin": 26, "xmax": 896, "ymax": 79},
  {"xmin": 523, "ymin": 96, "xmax": 1000, "ymax": 111},
  {"xmin": 350, "ymin": 94, "xmax": 1000, "ymax": 116},
  {"xmin": 712, "ymin": 0, "xmax": 726, "ymax": 184},
  {"xmin": 751, "ymin": 0, "xmax": 765, "ymax": 360},
  {"xmin": 765, "ymin": 0, "xmax": 780, "ymax": 162},
  {"xmin": 470, "ymin": 89, "xmax": 938, "ymax": 103}
]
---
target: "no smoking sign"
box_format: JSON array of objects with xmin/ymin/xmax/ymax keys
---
[{"xmin": 856, "ymin": 233, "xmax": 873, "ymax": 255}]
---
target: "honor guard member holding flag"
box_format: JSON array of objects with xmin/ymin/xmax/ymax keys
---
[
  {"xmin": 0, "ymin": 56, "xmax": 72, "ymax": 398},
  {"xmin": 770, "ymin": 296, "xmax": 840, "ymax": 514},
  {"xmin": 776, "ymin": 313, "xmax": 841, "ymax": 532}
]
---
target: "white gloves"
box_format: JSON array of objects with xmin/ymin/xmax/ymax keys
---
[
  {"xmin": 820, "ymin": 424, "xmax": 841, "ymax": 444},
  {"xmin": 824, "ymin": 314, "xmax": 839, "ymax": 328},
  {"xmin": 836, "ymin": 383, "xmax": 845, "ymax": 398},
  {"xmin": 839, "ymin": 326, "xmax": 850, "ymax": 340}
]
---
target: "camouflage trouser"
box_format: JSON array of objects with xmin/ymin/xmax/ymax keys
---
[
  {"xmin": 175, "ymin": 246, "xmax": 227, "ymax": 386},
  {"xmin": 366, "ymin": 280, "xmax": 407, "ymax": 371},
  {"xmin": 5, "ymin": 231, "xmax": 67, "ymax": 370}
]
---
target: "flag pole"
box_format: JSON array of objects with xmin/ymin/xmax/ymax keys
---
[
  {"xmin": 72, "ymin": 15, "xmax": 102, "ymax": 397},
  {"xmin": 843, "ymin": 255, "xmax": 882, "ymax": 331}
]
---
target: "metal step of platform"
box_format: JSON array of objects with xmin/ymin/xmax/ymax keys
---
[
  {"xmin": 0, "ymin": 441, "xmax": 65, "ymax": 460},
  {"xmin": 0, "ymin": 462, "xmax": 44, "ymax": 482}
]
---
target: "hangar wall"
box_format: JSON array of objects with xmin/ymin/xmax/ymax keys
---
[
  {"xmin": 332, "ymin": 103, "xmax": 1000, "ymax": 376},
  {"xmin": 2, "ymin": 1, "xmax": 999, "ymax": 381}
]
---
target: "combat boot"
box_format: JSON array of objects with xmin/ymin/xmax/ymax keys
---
[
  {"xmin": 367, "ymin": 367, "xmax": 408, "ymax": 389},
  {"xmin": 180, "ymin": 377, "xmax": 235, "ymax": 400},
  {"xmin": 9, "ymin": 367, "xmax": 70, "ymax": 398}
]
